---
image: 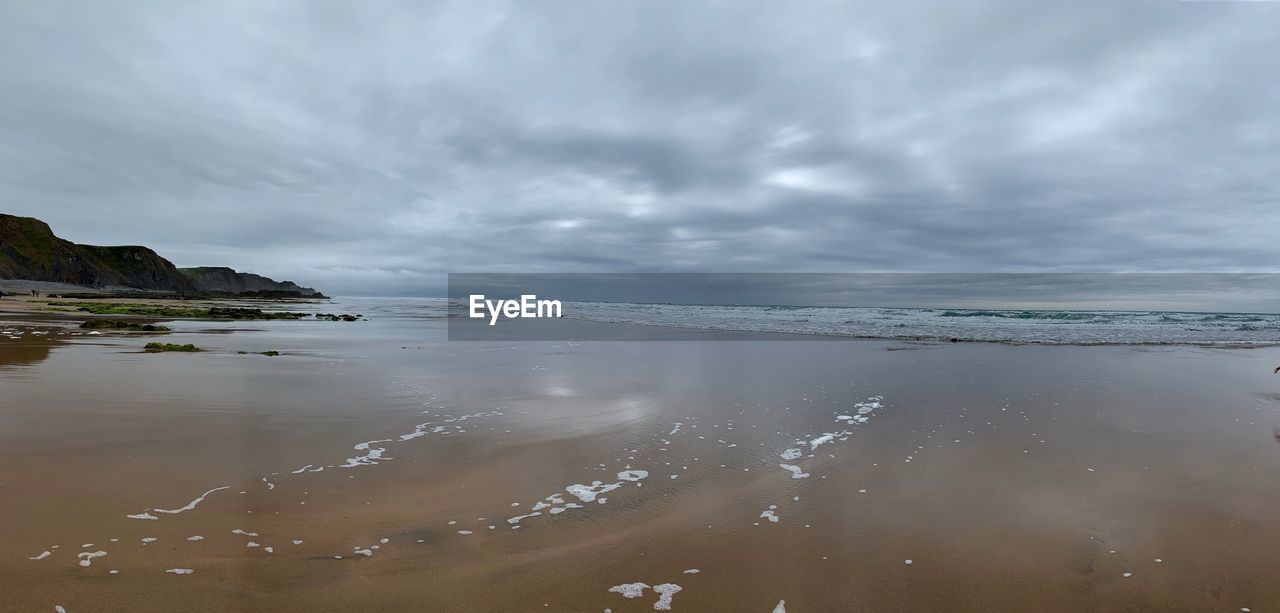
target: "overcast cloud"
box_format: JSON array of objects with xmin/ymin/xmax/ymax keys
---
[{"xmin": 1, "ymin": 0, "xmax": 1278, "ymax": 295}]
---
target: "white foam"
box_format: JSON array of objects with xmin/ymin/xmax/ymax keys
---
[
  {"xmin": 554, "ymin": 469, "xmax": 653, "ymax": 513},
  {"xmin": 342, "ymin": 439, "xmax": 393, "ymax": 467},
  {"xmin": 292, "ymin": 540, "xmax": 304, "ymax": 545},
  {"xmin": 457, "ymin": 530, "xmax": 473, "ymax": 535},
  {"xmin": 779, "ymin": 464, "xmax": 809, "ymax": 479},
  {"xmin": 246, "ymin": 541, "xmax": 260, "ymax": 548},
  {"xmin": 291, "ymin": 465, "xmax": 313, "ymax": 474},
  {"xmin": 186, "ymin": 536, "xmax": 204, "ymax": 541},
  {"xmin": 808, "ymin": 434, "xmax": 837, "ymax": 450},
  {"xmin": 398, "ymin": 422, "xmax": 430, "ymax": 441},
  {"xmin": 566, "ymin": 481, "xmax": 622, "ymax": 503},
  {"xmin": 608, "ymin": 583, "xmax": 649, "ymax": 599},
  {"xmin": 760, "ymin": 506, "xmax": 780, "ymax": 523},
  {"xmin": 29, "ymin": 550, "xmax": 52, "ymax": 560},
  {"xmin": 126, "ymin": 512, "xmax": 158, "ymax": 521},
  {"xmin": 165, "ymin": 568, "xmax": 194, "ymax": 575},
  {"xmin": 652, "ymin": 583, "xmax": 682, "ymax": 611},
  {"xmin": 682, "ymin": 568, "xmax": 700, "ymax": 574},
  {"xmin": 77, "ymin": 550, "xmax": 107, "ymax": 567},
  {"xmin": 507, "ymin": 512, "xmax": 542, "ymax": 524},
  {"xmin": 153, "ymin": 486, "xmax": 231, "ymax": 514},
  {"xmin": 232, "ymin": 529, "xmax": 258, "ymax": 537},
  {"xmin": 141, "ymin": 538, "xmax": 157, "ymax": 544},
  {"xmin": 773, "ymin": 600, "xmax": 786, "ymax": 613}
]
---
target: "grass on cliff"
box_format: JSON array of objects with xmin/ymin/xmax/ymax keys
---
[{"xmin": 143, "ymin": 342, "xmax": 201, "ymax": 353}]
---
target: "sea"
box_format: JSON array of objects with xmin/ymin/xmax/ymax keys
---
[{"xmin": 545, "ymin": 301, "xmax": 1280, "ymax": 346}]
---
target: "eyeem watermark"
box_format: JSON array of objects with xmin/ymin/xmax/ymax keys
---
[{"xmin": 469, "ymin": 294, "xmax": 562, "ymax": 325}]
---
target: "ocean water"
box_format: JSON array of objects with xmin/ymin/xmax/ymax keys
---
[{"xmin": 550, "ymin": 301, "xmax": 1280, "ymax": 346}]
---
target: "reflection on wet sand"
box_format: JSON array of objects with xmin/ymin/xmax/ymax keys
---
[
  {"xmin": 0, "ymin": 321, "xmax": 69, "ymax": 368},
  {"xmin": 3, "ymin": 299, "xmax": 1280, "ymax": 611}
]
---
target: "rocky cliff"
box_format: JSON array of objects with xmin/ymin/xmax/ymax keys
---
[
  {"xmin": 0, "ymin": 214, "xmax": 322, "ymax": 296},
  {"xmin": 0, "ymin": 214, "xmax": 195, "ymax": 291},
  {"xmin": 178, "ymin": 267, "xmax": 321, "ymax": 297}
]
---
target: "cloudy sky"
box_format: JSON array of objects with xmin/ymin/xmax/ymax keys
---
[{"xmin": 1, "ymin": 0, "xmax": 1278, "ymax": 295}]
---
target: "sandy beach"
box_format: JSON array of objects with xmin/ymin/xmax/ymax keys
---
[
  {"xmin": 2, "ymin": 297, "xmax": 1279, "ymax": 612},
  {"xmin": 4, "ymin": 0, "xmax": 1279, "ymax": 609}
]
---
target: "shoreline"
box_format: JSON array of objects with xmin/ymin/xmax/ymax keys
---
[
  {"xmin": 5, "ymin": 283, "xmax": 1279, "ymax": 348},
  {"xmin": 6, "ymin": 297, "xmax": 1280, "ymax": 348}
]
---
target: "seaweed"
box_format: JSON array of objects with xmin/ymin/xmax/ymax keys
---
[
  {"xmin": 79, "ymin": 320, "xmax": 171, "ymax": 332},
  {"xmin": 143, "ymin": 342, "xmax": 201, "ymax": 352},
  {"xmin": 47, "ymin": 302, "xmax": 309, "ymax": 320},
  {"xmin": 315, "ymin": 313, "xmax": 363, "ymax": 321}
]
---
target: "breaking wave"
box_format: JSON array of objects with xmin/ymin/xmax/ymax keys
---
[{"xmin": 557, "ymin": 302, "xmax": 1280, "ymax": 346}]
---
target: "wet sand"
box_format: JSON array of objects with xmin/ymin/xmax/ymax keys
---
[{"xmin": 3, "ymin": 298, "xmax": 1280, "ymax": 612}]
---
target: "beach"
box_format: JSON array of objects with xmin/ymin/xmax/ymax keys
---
[{"xmin": 4, "ymin": 297, "xmax": 1280, "ymax": 612}]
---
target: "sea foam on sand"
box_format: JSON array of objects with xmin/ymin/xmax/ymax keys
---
[
  {"xmin": 608, "ymin": 582, "xmax": 648, "ymax": 599},
  {"xmin": 779, "ymin": 463, "xmax": 809, "ymax": 479},
  {"xmin": 652, "ymin": 583, "xmax": 682, "ymax": 611},
  {"xmin": 510, "ymin": 469, "xmax": 649, "ymax": 525},
  {"xmin": 77, "ymin": 551, "xmax": 107, "ymax": 567},
  {"xmin": 152, "ymin": 485, "xmax": 231, "ymax": 514}
]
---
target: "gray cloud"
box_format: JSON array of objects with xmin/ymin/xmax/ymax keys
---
[{"xmin": 1, "ymin": 0, "xmax": 1278, "ymax": 296}]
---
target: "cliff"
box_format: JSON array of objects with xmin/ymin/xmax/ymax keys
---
[
  {"xmin": 0, "ymin": 214, "xmax": 323, "ymax": 296},
  {"xmin": 0, "ymin": 214, "xmax": 195, "ymax": 291},
  {"xmin": 178, "ymin": 267, "xmax": 322, "ymax": 297}
]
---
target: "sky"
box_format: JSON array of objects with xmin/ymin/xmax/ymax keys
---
[{"xmin": 1, "ymin": 0, "xmax": 1279, "ymax": 296}]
